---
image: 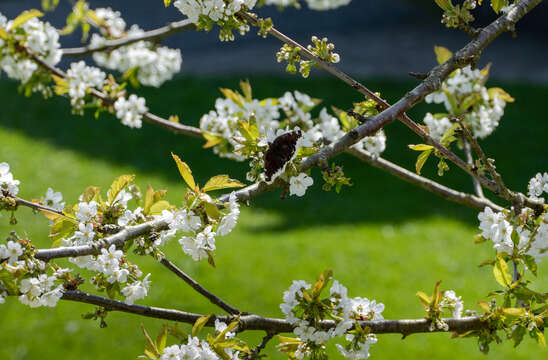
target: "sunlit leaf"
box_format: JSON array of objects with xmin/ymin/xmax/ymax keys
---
[{"xmin": 171, "ymin": 153, "xmax": 196, "ymax": 191}]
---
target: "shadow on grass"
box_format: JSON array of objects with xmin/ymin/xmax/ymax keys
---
[{"xmin": 0, "ymin": 76, "xmax": 547, "ymax": 231}]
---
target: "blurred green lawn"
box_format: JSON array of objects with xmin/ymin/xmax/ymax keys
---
[{"xmin": 0, "ymin": 75, "xmax": 547, "ymax": 360}]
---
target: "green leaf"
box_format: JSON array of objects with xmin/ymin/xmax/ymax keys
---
[
  {"xmin": 0, "ymin": 26, "xmax": 9, "ymax": 40},
  {"xmin": 141, "ymin": 324, "xmax": 160, "ymax": 359},
  {"xmin": 108, "ymin": 174, "xmax": 135, "ymax": 205},
  {"xmin": 12, "ymin": 9, "xmax": 44, "ymax": 30},
  {"xmin": 416, "ymin": 291, "xmax": 432, "ymax": 306},
  {"xmin": 202, "ymin": 132, "xmax": 224, "ymax": 149},
  {"xmin": 311, "ymin": 269, "xmax": 332, "ymax": 298},
  {"xmin": 493, "ymin": 253, "xmax": 512, "ymax": 287},
  {"xmin": 204, "ymin": 202, "xmax": 221, "ymax": 220},
  {"xmin": 434, "ymin": 0, "xmax": 452, "ymax": 11},
  {"xmin": 415, "ymin": 149, "xmax": 433, "ymax": 175},
  {"xmin": 80, "ymin": 186, "xmax": 101, "ymax": 203},
  {"xmin": 50, "ymin": 218, "xmax": 77, "ymax": 244},
  {"xmin": 219, "ymin": 88, "xmax": 244, "ymax": 107},
  {"xmin": 408, "ymin": 144, "xmax": 434, "ymax": 151},
  {"xmin": 490, "ymin": 0, "xmax": 508, "ymax": 14},
  {"xmin": 155, "ymin": 325, "xmax": 168, "ymax": 352},
  {"xmin": 203, "ymin": 175, "xmax": 245, "ymax": 193},
  {"xmin": 512, "ymin": 325, "xmax": 526, "ymax": 347},
  {"xmin": 192, "ymin": 314, "xmax": 212, "ymax": 337},
  {"xmin": 487, "ymin": 87, "xmax": 515, "ymax": 103},
  {"xmin": 143, "ymin": 185, "xmax": 154, "ymax": 215},
  {"xmin": 502, "ymin": 307, "xmax": 526, "ymax": 317},
  {"xmin": 239, "ymin": 80, "xmax": 252, "ymax": 101},
  {"xmin": 477, "ymin": 301, "xmax": 491, "ymax": 312},
  {"xmin": 434, "ymin": 45, "xmax": 452, "ymax": 64},
  {"xmin": 171, "ymin": 153, "xmax": 196, "ymax": 191},
  {"xmin": 164, "ymin": 0, "xmax": 173, "ymax": 7},
  {"xmin": 168, "ymin": 324, "xmax": 188, "ymax": 341},
  {"xmin": 149, "ymin": 200, "xmax": 171, "ymax": 215}
]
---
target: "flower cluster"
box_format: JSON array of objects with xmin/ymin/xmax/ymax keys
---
[
  {"xmin": 173, "ymin": 0, "xmax": 256, "ymax": 41},
  {"xmin": 0, "ymin": 235, "xmax": 71, "ymax": 308},
  {"xmin": 280, "ymin": 275, "xmax": 384, "ymax": 360},
  {"xmin": 424, "ymin": 63, "xmax": 510, "ymax": 140},
  {"xmin": 478, "ymin": 204, "xmax": 548, "ymax": 264},
  {"xmin": 90, "ymin": 16, "xmax": 183, "ymax": 87},
  {"xmin": 528, "ymin": 172, "xmax": 548, "ymax": 203},
  {"xmin": 114, "ymin": 94, "xmax": 148, "ymax": 128},
  {"xmin": 200, "ymin": 84, "xmax": 386, "ymax": 194},
  {"xmin": 66, "ymin": 61, "xmax": 106, "ymax": 113},
  {"xmin": 276, "ymin": 36, "xmax": 340, "ymax": 78},
  {"xmin": 159, "ymin": 191, "xmax": 241, "ymax": 261},
  {"xmin": 0, "ymin": 11, "xmax": 61, "ymax": 92},
  {"xmin": 0, "ymin": 162, "xmax": 20, "ymax": 197},
  {"xmin": 160, "ymin": 335, "xmax": 222, "ymax": 360}
]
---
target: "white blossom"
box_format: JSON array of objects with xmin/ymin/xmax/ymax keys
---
[
  {"xmin": 0, "ymin": 162, "xmax": 20, "ymax": 196},
  {"xmin": 76, "ymin": 201, "xmax": 98, "ymax": 223},
  {"xmin": 121, "ymin": 273, "xmax": 151, "ymax": 304},
  {"xmin": 528, "ymin": 172, "xmax": 548, "ymax": 203},
  {"xmin": 44, "ymin": 188, "xmax": 65, "ymax": 211},
  {"xmin": 114, "ymin": 94, "xmax": 148, "ymax": 128},
  {"xmin": 0, "ymin": 241, "xmax": 23, "ymax": 264},
  {"xmin": 289, "ymin": 173, "xmax": 314, "ymax": 197}
]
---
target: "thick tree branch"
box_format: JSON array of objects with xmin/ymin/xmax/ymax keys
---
[
  {"xmin": 159, "ymin": 257, "xmax": 241, "ymax": 315},
  {"xmin": 61, "ymin": 289, "xmax": 486, "ymax": 335},
  {"xmin": 61, "ymin": 19, "xmax": 196, "ymax": 57},
  {"xmin": 240, "ymin": 0, "xmax": 542, "ymax": 203}
]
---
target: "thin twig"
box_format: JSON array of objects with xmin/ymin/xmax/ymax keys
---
[
  {"xmin": 13, "ymin": 196, "xmax": 66, "ymax": 217},
  {"xmin": 159, "ymin": 257, "xmax": 241, "ymax": 315},
  {"xmin": 60, "ymin": 289, "xmax": 487, "ymax": 335},
  {"xmin": 250, "ymin": 332, "xmax": 275, "ymax": 357},
  {"xmin": 61, "ymin": 19, "xmax": 196, "ymax": 57},
  {"xmin": 462, "ymin": 138, "xmax": 485, "ymax": 199}
]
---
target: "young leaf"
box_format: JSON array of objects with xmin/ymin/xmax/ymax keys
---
[
  {"xmin": 192, "ymin": 314, "xmax": 212, "ymax": 337},
  {"xmin": 108, "ymin": 174, "xmax": 135, "ymax": 205},
  {"xmin": 239, "ymin": 79, "xmax": 252, "ymax": 101},
  {"xmin": 0, "ymin": 26, "xmax": 8, "ymax": 39},
  {"xmin": 487, "ymin": 87, "xmax": 515, "ymax": 103},
  {"xmin": 415, "ymin": 149, "xmax": 433, "ymax": 175},
  {"xmin": 149, "ymin": 200, "xmax": 171, "ymax": 215},
  {"xmin": 493, "ymin": 253, "xmax": 512, "ymax": 287},
  {"xmin": 434, "ymin": 45, "xmax": 452, "ymax": 64},
  {"xmin": 12, "ymin": 9, "xmax": 44, "ymax": 30},
  {"xmin": 416, "ymin": 291, "xmax": 432, "ymax": 306},
  {"xmin": 81, "ymin": 186, "xmax": 101, "ymax": 203},
  {"xmin": 408, "ymin": 144, "xmax": 434, "ymax": 151},
  {"xmin": 490, "ymin": 0, "xmax": 508, "ymax": 14},
  {"xmin": 171, "ymin": 153, "xmax": 196, "ymax": 191},
  {"xmin": 141, "ymin": 324, "xmax": 160, "ymax": 359},
  {"xmin": 164, "ymin": 0, "xmax": 173, "ymax": 7},
  {"xmin": 502, "ymin": 307, "xmax": 526, "ymax": 317},
  {"xmin": 204, "ymin": 202, "xmax": 221, "ymax": 220},
  {"xmin": 203, "ymin": 175, "xmax": 245, "ymax": 193},
  {"xmin": 155, "ymin": 325, "xmax": 168, "ymax": 353},
  {"xmin": 144, "ymin": 185, "xmax": 154, "ymax": 215},
  {"xmin": 202, "ymin": 132, "xmax": 224, "ymax": 149},
  {"xmin": 168, "ymin": 324, "xmax": 188, "ymax": 341}
]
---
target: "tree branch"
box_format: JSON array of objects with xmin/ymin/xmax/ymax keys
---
[
  {"xmin": 240, "ymin": 0, "xmax": 542, "ymax": 201},
  {"xmin": 462, "ymin": 137, "xmax": 485, "ymax": 199},
  {"xmin": 34, "ymin": 218, "xmax": 169, "ymax": 261},
  {"xmin": 346, "ymin": 147, "xmax": 502, "ymax": 212},
  {"xmin": 60, "ymin": 289, "xmax": 487, "ymax": 335},
  {"xmin": 159, "ymin": 257, "xmax": 241, "ymax": 315},
  {"xmin": 61, "ymin": 19, "xmax": 196, "ymax": 57}
]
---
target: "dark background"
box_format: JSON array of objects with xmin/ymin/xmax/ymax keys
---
[{"xmin": 0, "ymin": 0, "xmax": 547, "ymax": 81}]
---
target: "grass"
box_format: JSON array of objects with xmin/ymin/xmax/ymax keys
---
[{"xmin": 0, "ymin": 75, "xmax": 547, "ymax": 360}]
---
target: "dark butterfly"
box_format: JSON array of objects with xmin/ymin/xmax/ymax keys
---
[{"xmin": 264, "ymin": 130, "xmax": 302, "ymax": 182}]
